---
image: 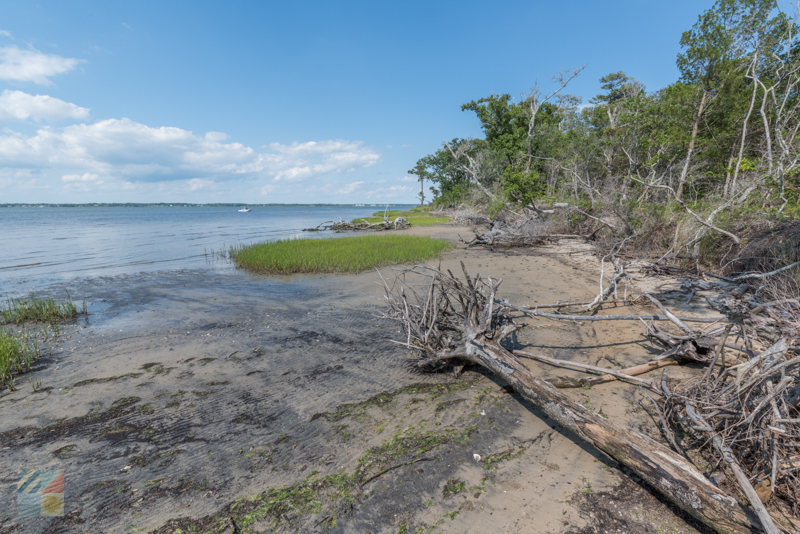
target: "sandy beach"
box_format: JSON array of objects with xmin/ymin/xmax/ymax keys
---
[{"xmin": 1, "ymin": 225, "xmax": 716, "ymax": 534}]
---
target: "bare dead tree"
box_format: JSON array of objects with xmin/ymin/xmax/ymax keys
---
[
  {"xmin": 522, "ymin": 66, "xmax": 586, "ymax": 172},
  {"xmin": 743, "ymin": 3, "xmax": 800, "ymax": 216},
  {"xmin": 382, "ymin": 263, "xmax": 766, "ymax": 533},
  {"xmin": 730, "ymin": 52, "xmax": 761, "ymax": 198}
]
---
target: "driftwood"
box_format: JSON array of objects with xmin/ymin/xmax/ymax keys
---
[
  {"xmin": 516, "ymin": 350, "xmax": 679, "ymax": 389},
  {"xmin": 663, "ymin": 337, "xmax": 800, "ymax": 526},
  {"xmin": 459, "ymin": 211, "xmax": 588, "ymax": 249},
  {"xmin": 514, "ymin": 349, "xmax": 659, "ymax": 389},
  {"xmin": 517, "ymin": 269, "xmax": 800, "ymax": 524},
  {"xmin": 502, "ymin": 302, "xmax": 726, "ymax": 324},
  {"xmin": 383, "ymin": 263, "xmax": 764, "ymax": 533},
  {"xmin": 460, "ymin": 230, "xmax": 554, "ymax": 248},
  {"xmin": 686, "ymin": 403, "xmax": 780, "ymax": 534},
  {"xmin": 304, "ymin": 207, "xmax": 410, "ymax": 232},
  {"xmin": 304, "ymin": 217, "xmax": 409, "ymax": 232}
]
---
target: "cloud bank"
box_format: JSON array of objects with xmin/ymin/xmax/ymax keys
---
[
  {"xmin": 0, "ymin": 114, "xmax": 380, "ymax": 188},
  {"xmin": 0, "ymin": 38, "xmax": 404, "ymax": 202}
]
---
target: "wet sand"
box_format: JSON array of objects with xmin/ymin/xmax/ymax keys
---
[{"xmin": 1, "ymin": 225, "xmax": 713, "ymax": 533}]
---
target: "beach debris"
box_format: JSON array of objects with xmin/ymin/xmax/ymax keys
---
[
  {"xmin": 303, "ymin": 207, "xmax": 411, "ymax": 232},
  {"xmin": 473, "ymin": 453, "xmax": 481, "ymax": 461},
  {"xmin": 383, "ymin": 261, "xmax": 774, "ymax": 533},
  {"xmin": 451, "ymin": 207, "xmax": 588, "ymax": 249}
]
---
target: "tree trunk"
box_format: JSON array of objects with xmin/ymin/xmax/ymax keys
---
[
  {"xmin": 677, "ymin": 88, "xmax": 709, "ymax": 200},
  {"xmin": 732, "ymin": 74, "xmax": 759, "ymax": 199},
  {"xmin": 723, "ymin": 152, "xmax": 735, "ymax": 198},
  {"xmin": 456, "ymin": 338, "xmax": 762, "ymax": 533},
  {"xmin": 388, "ymin": 265, "xmax": 767, "ymax": 533}
]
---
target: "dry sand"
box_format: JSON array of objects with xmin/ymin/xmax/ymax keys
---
[{"xmin": 1, "ymin": 225, "xmax": 718, "ymax": 534}]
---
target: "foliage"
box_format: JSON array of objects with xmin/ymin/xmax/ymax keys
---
[
  {"xmin": 408, "ymin": 0, "xmax": 800, "ymax": 222},
  {"xmin": 407, "ymin": 139, "xmax": 476, "ymax": 206},
  {"xmin": 502, "ymin": 165, "xmax": 545, "ymax": 205}
]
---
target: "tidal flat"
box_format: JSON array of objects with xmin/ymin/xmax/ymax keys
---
[{"xmin": 0, "ymin": 226, "xmax": 714, "ymax": 534}]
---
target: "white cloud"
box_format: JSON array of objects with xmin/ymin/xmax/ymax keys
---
[
  {"xmin": 338, "ymin": 181, "xmax": 363, "ymax": 194},
  {"xmin": 0, "ymin": 118, "xmax": 255, "ymax": 178},
  {"xmin": 61, "ymin": 173, "xmax": 102, "ymax": 192},
  {"xmin": 187, "ymin": 178, "xmax": 213, "ymax": 191},
  {"xmin": 0, "ymin": 46, "xmax": 84, "ymax": 85},
  {"xmin": 0, "ymin": 90, "xmax": 90, "ymax": 122},
  {"xmin": 365, "ymin": 185, "xmax": 413, "ymax": 199},
  {"xmin": 204, "ymin": 131, "xmax": 229, "ymax": 142},
  {"xmin": 62, "ymin": 173, "xmax": 100, "ymax": 182},
  {"xmin": 0, "ymin": 31, "xmax": 12, "ymax": 38},
  {"xmin": 0, "ymin": 83, "xmax": 381, "ymax": 202},
  {"xmin": 0, "ymin": 116, "xmax": 379, "ymax": 187},
  {"xmin": 398, "ymin": 176, "xmax": 416, "ymax": 182},
  {"xmin": 260, "ymin": 184, "xmax": 278, "ymax": 195},
  {"xmin": 263, "ymin": 140, "xmax": 380, "ymax": 181}
]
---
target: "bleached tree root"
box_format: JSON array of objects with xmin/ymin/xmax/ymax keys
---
[{"xmin": 384, "ymin": 263, "xmax": 765, "ymax": 533}]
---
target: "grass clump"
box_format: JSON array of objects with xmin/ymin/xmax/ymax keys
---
[
  {"xmin": 231, "ymin": 234, "xmax": 451, "ymax": 275},
  {"xmin": 2, "ymin": 293, "xmax": 86, "ymax": 325},
  {"xmin": 0, "ymin": 327, "xmax": 40, "ymax": 391}
]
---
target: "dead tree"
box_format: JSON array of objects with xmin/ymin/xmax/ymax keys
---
[
  {"xmin": 304, "ymin": 215, "xmax": 410, "ymax": 232},
  {"xmin": 459, "ymin": 210, "xmax": 588, "ymax": 249},
  {"xmin": 383, "ymin": 263, "xmax": 765, "ymax": 533},
  {"xmin": 522, "ymin": 66, "xmax": 585, "ymax": 172}
]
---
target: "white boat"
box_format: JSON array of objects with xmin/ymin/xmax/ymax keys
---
[{"xmin": 238, "ymin": 207, "xmax": 251, "ymax": 212}]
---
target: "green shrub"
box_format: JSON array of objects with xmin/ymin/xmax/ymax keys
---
[{"xmin": 502, "ymin": 166, "xmax": 545, "ymax": 206}]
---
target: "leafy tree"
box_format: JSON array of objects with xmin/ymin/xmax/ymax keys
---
[
  {"xmin": 408, "ymin": 139, "xmax": 477, "ymax": 205},
  {"xmin": 460, "ymin": 94, "xmax": 527, "ymax": 166}
]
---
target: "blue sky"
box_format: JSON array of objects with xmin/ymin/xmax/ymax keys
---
[{"xmin": 0, "ymin": 0, "xmax": 720, "ymax": 204}]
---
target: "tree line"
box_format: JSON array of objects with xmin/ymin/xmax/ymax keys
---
[{"xmin": 410, "ymin": 0, "xmax": 800, "ymax": 226}]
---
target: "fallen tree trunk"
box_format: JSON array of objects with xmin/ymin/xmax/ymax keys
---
[
  {"xmin": 439, "ymin": 338, "xmax": 761, "ymax": 533},
  {"xmin": 384, "ymin": 264, "xmax": 765, "ymax": 533}
]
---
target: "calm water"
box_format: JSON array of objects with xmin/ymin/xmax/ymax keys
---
[{"xmin": 1, "ymin": 205, "xmax": 413, "ymax": 293}]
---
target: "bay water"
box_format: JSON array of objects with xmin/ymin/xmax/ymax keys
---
[{"xmin": 1, "ymin": 205, "xmax": 413, "ymax": 294}]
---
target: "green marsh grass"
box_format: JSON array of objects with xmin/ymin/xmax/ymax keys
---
[
  {"xmin": 2, "ymin": 293, "xmax": 87, "ymax": 325},
  {"xmin": 0, "ymin": 327, "xmax": 40, "ymax": 391},
  {"xmin": 230, "ymin": 234, "xmax": 451, "ymax": 274}
]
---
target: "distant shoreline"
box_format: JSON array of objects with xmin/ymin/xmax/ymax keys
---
[{"xmin": 0, "ymin": 203, "xmax": 416, "ymax": 208}]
